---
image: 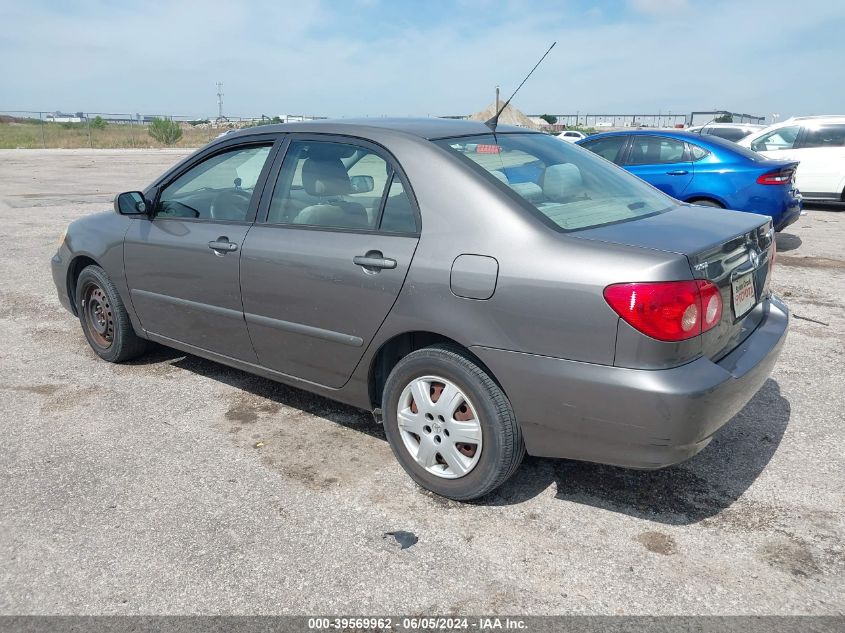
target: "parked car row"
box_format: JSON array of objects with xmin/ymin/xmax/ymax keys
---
[
  {"xmin": 575, "ymin": 130, "xmax": 802, "ymax": 231},
  {"xmin": 572, "ymin": 115, "xmax": 844, "ymax": 230}
]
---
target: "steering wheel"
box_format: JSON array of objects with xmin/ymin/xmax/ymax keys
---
[{"xmin": 209, "ymin": 189, "xmax": 252, "ymax": 221}]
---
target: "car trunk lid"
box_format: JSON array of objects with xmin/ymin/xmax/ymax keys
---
[{"xmin": 573, "ymin": 204, "xmax": 774, "ymax": 360}]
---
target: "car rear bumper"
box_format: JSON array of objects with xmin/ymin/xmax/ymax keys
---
[
  {"xmin": 470, "ymin": 296, "xmax": 789, "ymax": 469},
  {"xmin": 773, "ymin": 193, "xmax": 802, "ymax": 231}
]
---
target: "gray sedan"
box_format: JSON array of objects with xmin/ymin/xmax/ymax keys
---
[{"xmin": 51, "ymin": 119, "xmax": 789, "ymax": 500}]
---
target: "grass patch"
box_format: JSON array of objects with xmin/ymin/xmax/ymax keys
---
[{"xmin": 0, "ymin": 121, "xmax": 220, "ymax": 149}]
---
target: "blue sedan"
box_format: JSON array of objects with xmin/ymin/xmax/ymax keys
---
[{"xmin": 576, "ymin": 130, "xmax": 802, "ymax": 231}]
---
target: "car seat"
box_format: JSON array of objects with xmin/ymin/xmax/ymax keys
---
[
  {"xmin": 293, "ymin": 154, "xmax": 369, "ymax": 228},
  {"xmin": 542, "ymin": 163, "xmax": 586, "ymax": 202}
]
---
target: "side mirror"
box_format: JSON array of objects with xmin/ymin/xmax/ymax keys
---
[
  {"xmin": 349, "ymin": 175, "xmax": 374, "ymax": 194},
  {"xmin": 114, "ymin": 191, "xmax": 149, "ymax": 216}
]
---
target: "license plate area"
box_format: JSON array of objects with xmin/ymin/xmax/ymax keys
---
[{"xmin": 732, "ymin": 273, "xmax": 756, "ymax": 318}]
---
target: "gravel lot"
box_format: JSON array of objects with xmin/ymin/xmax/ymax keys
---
[{"xmin": 0, "ymin": 149, "xmax": 843, "ymax": 615}]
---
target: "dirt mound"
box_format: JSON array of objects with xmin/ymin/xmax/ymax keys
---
[{"xmin": 468, "ymin": 102, "xmax": 539, "ymax": 129}]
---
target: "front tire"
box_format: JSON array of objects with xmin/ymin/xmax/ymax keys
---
[
  {"xmin": 76, "ymin": 265, "xmax": 148, "ymax": 363},
  {"xmin": 382, "ymin": 344, "xmax": 524, "ymax": 501}
]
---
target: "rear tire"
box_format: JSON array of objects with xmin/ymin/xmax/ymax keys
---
[
  {"xmin": 382, "ymin": 344, "xmax": 524, "ymax": 501},
  {"xmin": 76, "ymin": 265, "xmax": 148, "ymax": 363},
  {"xmin": 689, "ymin": 198, "xmax": 724, "ymax": 208}
]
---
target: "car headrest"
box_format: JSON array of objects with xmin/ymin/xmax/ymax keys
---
[
  {"xmin": 302, "ymin": 158, "xmax": 352, "ymax": 196},
  {"xmin": 304, "ymin": 144, "xmax": 356, "ymax": 160},
  {"xmin": 543, "ymin": 163, "xmax": 583, "ymax": 202},
  {"xmin": 491, "ymin": 170, "xmax": 510, "ymax": 184}
]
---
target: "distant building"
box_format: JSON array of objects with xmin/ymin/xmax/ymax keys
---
[{"xmin": 45, "ymin": 112, "xmax": 84, "ymax": 123}]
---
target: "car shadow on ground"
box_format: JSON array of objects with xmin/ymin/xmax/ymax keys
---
[
  {"xmin": 776, "ymin": 232, "xmax": 802, "ymax": 252},
  {"xmin": 128, "ymin": 346, "xmax": 386, "ymax": 441},
  {"xmin": 484, "ymin": 379, "xmax": 790, "ymax": 524},
  {"xmin": 132, "ymin": 348, "xmax": 788, "ymax": 524}
]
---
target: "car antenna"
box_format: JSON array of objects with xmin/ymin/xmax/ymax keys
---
[
  {"xmin": 486, "ymin": 42, "xmax": 556, "ymax": 133},
  {"xmin": 697, "ymin": 117, "xmax": 717, "ymax": 135}
]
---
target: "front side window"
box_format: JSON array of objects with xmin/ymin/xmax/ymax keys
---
[
  {"xmin": 799, "ymin": 124, "xmax": 845, "ymax": 148},
  {"xmin": 267, "ymin": 140, "xmax": 415, "ymax": 232},
  {"xmin": 751, "ymin": 126, "xmax": 801, "ymax": 151},
  {"xmin": 580, "ymin": 136, "xmax": 627, "ymax": 163},
  {"xmin": 626, "ymin": 136, "xmax": 686, "ymax": 165},
  {"xmin": 436, "ymin": 133, "xmax": 672, "ymax": 232},
  {"xmin": 156, "ymin": 145, "xmax": 272, "ymax": 221}
]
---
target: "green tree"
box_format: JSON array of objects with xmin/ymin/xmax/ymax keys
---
[
  {"xmin": 714, "ymin": 113, "xmax": 733, "ymax": 123},
  {"xmin": 148, "ymin": 118, "xmax": 183, "ymax": 145},
  {"xmin": 540, "ymin": 114, "xmax": 558, "ymax": 125},
  {"xmin": 90, "ymin": 116, "xmax": 107, "ymax": 130}
]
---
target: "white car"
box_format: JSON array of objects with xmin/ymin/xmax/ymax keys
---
[
  {"xmin": 739, "ymin": 116, "xmax": 845, "ymax": 202},
  {"xmin": 557, "ymin": 130, "xmax": 587, "ymax": 143}
]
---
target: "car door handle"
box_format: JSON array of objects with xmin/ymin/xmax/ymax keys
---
[
  {"xmin": 666, "ymin": 169, "xmax": 689, "ymax": 175},
  {"xmin": 208, "ymin": 238, "xmax": 238, "ymax": 253},
  {"xmin": 353, "ymin": 254, "xmax": 397, "ymax": 270}
]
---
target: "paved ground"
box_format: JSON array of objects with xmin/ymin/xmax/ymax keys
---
[{"xmin": 0, "ymin": 150, "xmax": 843, "ymax": 615}]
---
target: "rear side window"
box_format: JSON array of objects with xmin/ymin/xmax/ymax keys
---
[
  {"xmin": 799, "ymin": 124, "xmax": 845, "ymax": 148},
  {"xmin": 688, "ymin": 144, "xmax": 710, "ymax": 161},
  {"xmin": 751, "ymin": 126, "xmax": 801, "ymax": 152},
  {"xmin": 266, "ymin": 140, "xmax": 416, "ymax": 233},
  {"xmin": 626, "ymin": 136, "xmax": 686, "ymax": 165},
  {"xmin": 379, "ymin": 176, "xmax": 416, "ymax": 233},
  {"xmin": 435, "ymin": 133, "xmax": 671, "ymax": 232},
  {"xmin": 579, "ymin": 136, "xmax": 627, "ymax": 163}
]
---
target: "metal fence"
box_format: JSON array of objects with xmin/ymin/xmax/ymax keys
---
[{"xmin": 0, "ymin": 111, "xmax": 323, "ymax": 149}]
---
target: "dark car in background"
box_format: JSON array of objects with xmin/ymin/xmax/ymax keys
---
[
  {"xmin": 686, "ymin": 122, "xmax": 765, "ymax": 142},
  {"xmin": 52, "ymin": 119, "xmax": 788, "ymax": 500},
  {"xmin": 577, "ymin": 130, "xmax": 802, "ymax": 230}
]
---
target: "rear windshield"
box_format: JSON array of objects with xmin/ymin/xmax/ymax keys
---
[{"xmin": 435, "ymin": 133, "xmax": 672, "ymax": 231}]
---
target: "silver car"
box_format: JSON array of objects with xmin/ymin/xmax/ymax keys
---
[{"xmin": 51, "ymin": 119, "xmax": 789, "ymax": 500}]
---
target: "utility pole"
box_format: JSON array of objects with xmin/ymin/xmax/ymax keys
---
[
  {"xmin": 216, "ymin": 82, "xmax": 224, "ymax": 121},
  {"xmin": 495, "ymin": 85, "xmax": 500, "ymax": 113}
]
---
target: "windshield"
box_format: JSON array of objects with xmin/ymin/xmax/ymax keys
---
[{"xmin": 435, "ymin": 133, "xmax": 672, "ymax": 231}]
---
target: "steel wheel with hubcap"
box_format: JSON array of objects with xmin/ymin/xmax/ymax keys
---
[
  {"xmin": 382, "ymin": 344, "xmax": 525, "ymax": 501},
  {"xmin": 397, "ymin": 375, "xmax": 483, "ymax": 479}
]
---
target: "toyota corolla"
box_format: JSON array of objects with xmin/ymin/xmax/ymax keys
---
[{"xmin": 52, "ymin": 119, "xmax": 789, "ymax": 500}]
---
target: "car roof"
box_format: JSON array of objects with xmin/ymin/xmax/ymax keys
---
[
  {"xmin": 579, "ymin": 129, "xmax": 712, "ymax": 141},
  {"xmin": 787, "ymin": 115, "xmax": 845, "ymax": 121},
  {"xmin": 221, "ymin": 117, "xmax": 535, "ymax": 141},
  {"xmin": 690, "ymin": 123, "xmax": 764, "ymax": 129},
  {"xmin": 577, "ymin": 128, "xmax": 768, "ymax": 156}
]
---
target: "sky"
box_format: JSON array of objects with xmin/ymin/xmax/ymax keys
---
[{"xmin": 2, "ymin": 0, "xmax": 844, "ymax": 121}]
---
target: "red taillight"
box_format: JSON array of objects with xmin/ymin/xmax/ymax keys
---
[
  {"xmin": 604, "ymin": 280, "xmax": 723, "ymax": 342},
  {"xmin": 757, "ymin": 169, "xmax": 794, "ymax": 186}
]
